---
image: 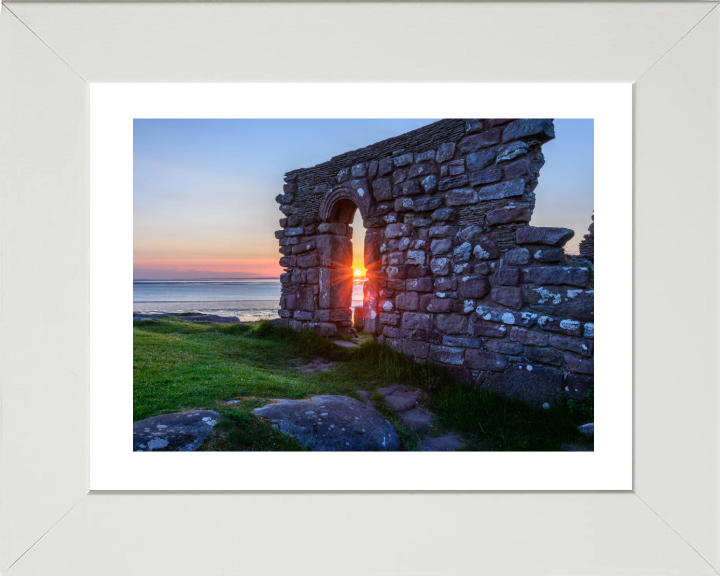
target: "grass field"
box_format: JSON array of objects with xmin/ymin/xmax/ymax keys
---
[{"xmin": 133, "ymin": 317, "xmax": 594, "ymax": 451}]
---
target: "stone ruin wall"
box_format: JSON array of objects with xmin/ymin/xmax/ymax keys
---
[{"xmin": 274, "ymin": 119, "xmax": 593, "ymax": 406}]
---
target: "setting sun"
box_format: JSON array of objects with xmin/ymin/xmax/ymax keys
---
[{"xmin": 354, "ymin": 269, "xmax": 362, "ymax": 276}]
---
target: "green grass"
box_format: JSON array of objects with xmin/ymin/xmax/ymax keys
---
[{"xmin": 134, "ymin": 318, "xmax": 593, "ymax": 451}]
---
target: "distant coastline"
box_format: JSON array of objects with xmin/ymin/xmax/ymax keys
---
[
  {"xmin": 133, "ymin": 278, "xmax": 280, "ymax": 281},
  {"xmin": 133, "ymin": 268, "xmax": 282, "ymax": 281}
]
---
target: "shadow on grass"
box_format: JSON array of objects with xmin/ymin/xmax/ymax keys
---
[{"xmin": 134, "ymin": 318, "xmax": 593, "ymax": 451}]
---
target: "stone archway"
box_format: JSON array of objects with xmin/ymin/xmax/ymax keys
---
[
  {"xmin": 276, "ymin": 119, "xmax": 594, "ymax": 407},
  {"xmin": 315, "ymin": 185, "xmax": 376, "ymax": 337}
]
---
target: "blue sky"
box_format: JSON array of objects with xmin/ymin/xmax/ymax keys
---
[{"xmin": 134, "ymin": 119, "xmax": 593, "ymax": 278}]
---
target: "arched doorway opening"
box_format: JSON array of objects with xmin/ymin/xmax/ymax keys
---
[{"xmin": 317, "ymin": 186, "xmax": 377, "ymax": 338}]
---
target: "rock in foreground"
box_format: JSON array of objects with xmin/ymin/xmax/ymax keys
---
[
  {"xmin": 133, "ymin": 410, "xmax": 220, "ymax": 451},
  {"xmin": 253, "ymin": 395, "xmax": 400, "ymax": 451}
]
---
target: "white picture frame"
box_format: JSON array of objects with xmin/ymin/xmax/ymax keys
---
[
  {"xmin": 1, "ymin": 2, "xmax": 718, "ymax": 574},
  {"xmin": 90, "ymin": 82, "xmax": 630, "ymax": 492}
]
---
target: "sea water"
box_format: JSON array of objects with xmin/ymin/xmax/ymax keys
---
[{"xmin": 134, "ymin": 278, "xmax": 365, "ymax": 307}]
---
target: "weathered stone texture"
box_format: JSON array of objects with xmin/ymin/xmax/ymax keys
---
[{"xmin": 278, "ymin": 118, "xmax": 593, "ymax": 407}]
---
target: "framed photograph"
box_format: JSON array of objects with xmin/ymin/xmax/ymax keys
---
[
  {"xmin": 2, "ymin": 2, "xmax": 718, "ymax": 575},
  {"xmin": 90, "ymin": 83, "xmax": 628, "ymax": 492}
]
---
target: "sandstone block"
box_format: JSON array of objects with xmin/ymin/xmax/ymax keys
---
[
  {"xmin": 476, "ymin": 179, "xmax": 525, "ymax": 202},
  {"xmin": 427, "ymin": 299, "xmax": 454, "ymax": 313},
  {"xmin": 533, "ymin": 248, "xmax": 565, "ymax": 263},
  {"xmin": 435, "ymin": 314, "xmax": 468, "ymax": 335},
  {"xmin": 481, "ymin": 363, "xmax": 563, "ymax": 407},
  {"xmin": 436, "ymin": 142, "xmax": 456, "ymax": 163},
  {"xmin": 379, "ymin": 312, "xmax": 401, "ymax": 326},
  {"xmin": 429, "ymin": 225, "xmax": 458, "ymax": 238},
  {"xmin": 516, "ymin": 226, "xmax": 574, "ymax": 247},
  {"xmin": 473, "ymin": 321, "xmax": 508, "ymax": 338},
  {"xmin": 485, "ymin": 341, "xmax": 523, "ymax": 355},
  {"xmin": 494, "ymin": 268, "xmax": 520, "ymax": 286},
  {"xmin": 415, "ymin": 150, "xmax": 436, "ymax": 163},
  {"xmin": 406, "ymin": 277, "xmax": 432, "ymax": 292},
  {"xmin": 315, "ymin": 308, "xmax": 352, "ymax": 322},
  {"xmin": 396, "ymin": 292, "xmax": 420, "ymax": 311},
  {"xmin": 408, "ymin": 162, "xmax": 438, "ymax": 179},
  {"xmin": 466, "ymin": 149, "xmax": 496, "ymax": 172},
  {"xmin": 420, "ymin": 175, "xmax": 438, "ymax": 193},
  {"xmin": 526, "ymin": 347, "xmax": 563, "ymax": 366},
  {"xmin": 317, "ymin": 222, "xmax": 346, "ymax": 235},
  {"xmin": 439, "ymin": 175, "xmax": 469, "ymax": 191},
  {"xmin": 316, "ymin": 235, "xmax": 352, "ymax": 268},
  {"xmin": 402, "ymin": 312, "xmax": 432, "ymax": 331},
  {"xmin": 522, "ymin": 267, "xmax": 589, "ymax": 287},
  {"xmin": 458, "ymin": 129, "xmax": 502, "ymax": 153},
  {"xmin": 486, "ymin": 204, "xmax": 533, "ymax": 226},
  {"xmin": 550, "ymin": 335, "xmax": 593, "ymax": 357},
  {"xmin": 505, "ymin": 248, "xmax": 531, "ymax": 266},
  {"xmin": 504, "ymin": 159, "xmax": 530, "ymax": 179},
  {"xmin": 367, "ymin": 160, "xmax": 379, "ymax": 178},
  {"xmin": 469, "ymin": 168, "xmax": 503, "ymax": 186},
  {"xmin": 364, "ymin": 231, "xmax": 383, "ymax": 270},
  {"xmin": 434, "ymin": 276, "xmax": 458, "ymax": 291},
  {"xmin": 466, "ymin": 350, "xmax": 508, "ymax": 371},
  {"xmin": 297, "ymin": 252, "xmax": 318, "ymax": 268},
  {"xmin": 502, "ymin": 119, "xmax": 555, "ymax": 142},
  {"xmin": 406, "ymin": 250, "xmax": 426, "ymax": 266},
  {"xmin": 284, "ymin": 227, "xmax": 305, "ymax": 237},
  {"xmin": 524, "ymin": 286, "xmax": 594, "ymax": 321},
  {"xmin": 458, "ymin": 224, "xmax": 484, "ymax": 243},
  {"xmin": 385, "ymin": 223, "xmax": 412, "ymax": 238},
  {"xmin": 448, "ymin": 160, "xmax": 465, "ymax": 176},
  {"xmin": 442, "ymin": 336, "xmax": 482, "ymax": 349},
  {"xmin": 475, "ymin": 305, "xmax": 538, "ymax": 327},
  {"xmin": 445, "ymin": 188, "xmax": 477, "ymax": 206},
  {"xmin": 403, "ymin": 180, "xmax": 422, "ymax": 196},
  {"xmin": 379, "ymin": 157, "xmax": 393, "ymax": 176},
  {"xmin": 537, "ymin": 316, "xmax": 583, "ymax": 336},
  {"xmin": 565, "ymin": 353, "xmax": 594, "ymax": 375},
  {"xmin": 566, "ymin": 373, "xmax": 593, "ymax": 400},
  {"xmin": 510, "ymin": 327, "xmax": 548, "ymax": 346},
  {"xmin": 279, "ymin": 256, "xmax": 297, "ymax": 267},
  {"xmin": 319, "ymin": 267, "xmax": 352, "ymax": 309},
  {"xmin": 453, "ymin": 242, "xmax": 472, "ymax": 262},
  {"xmin": 430, "ymin": 345, "xmax": 465, "ymax": 366},
  {"xmin": 465, "ymin": 119, "xmax": 484, "ymax": 134},
  {"xmin": 491, "ymin": 286, "xmax": 524, "ymax": 310},
  {"xmin": 351, "ymin": 163, "xmax": 367, "ymax": 178},
  {"xmin": 413, "ymin": 196, "xmax": 443, "ymax": 212},
  {"xmin": 394, "ymin": 153, "xmax": 414, "ymax": 167},
  {"xmin": 473, "ymin": 239, "xmax": 501, "ymax": 260},
  {"xmin": 496, "ymin": 141, "xmax": 529, "ymax": 162},
  {"xmin": 403, "ymin": 339, "xmax": 430, "ymax": 359},
  {"xmin": 373, "ymin": 177, "xmax": 392, "ymax": 201},
  {"xmin": 459, "ymin": 276, "xmax": 490, "ymax": 299}
]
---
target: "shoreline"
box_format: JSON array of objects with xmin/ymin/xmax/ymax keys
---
[{"xmin": 133, "ymin": 299, "xmax": 364, "ymax": 322}]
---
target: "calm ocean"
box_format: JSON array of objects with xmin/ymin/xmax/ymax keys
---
[{"xmin": 133, "ymin": 278, "xmax": 365, "ymax": 305}]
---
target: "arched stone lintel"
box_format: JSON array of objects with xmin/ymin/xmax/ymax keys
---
[{"xmin": 318, "ymin": 185, "xmax": 373, "ymax": 223}]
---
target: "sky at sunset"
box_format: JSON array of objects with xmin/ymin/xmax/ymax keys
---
[{"xmin": 134, "ymin": 119, "xmax": 593, "ymax": 279}]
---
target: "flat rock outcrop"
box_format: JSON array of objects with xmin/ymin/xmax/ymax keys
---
[
  {"xmin": 253, "ymin": 395, "xmax": 400, "ymax": 451},
  {"xmin": 133, "ymin": 410, "xmax": 220, "ymax": 451}
]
